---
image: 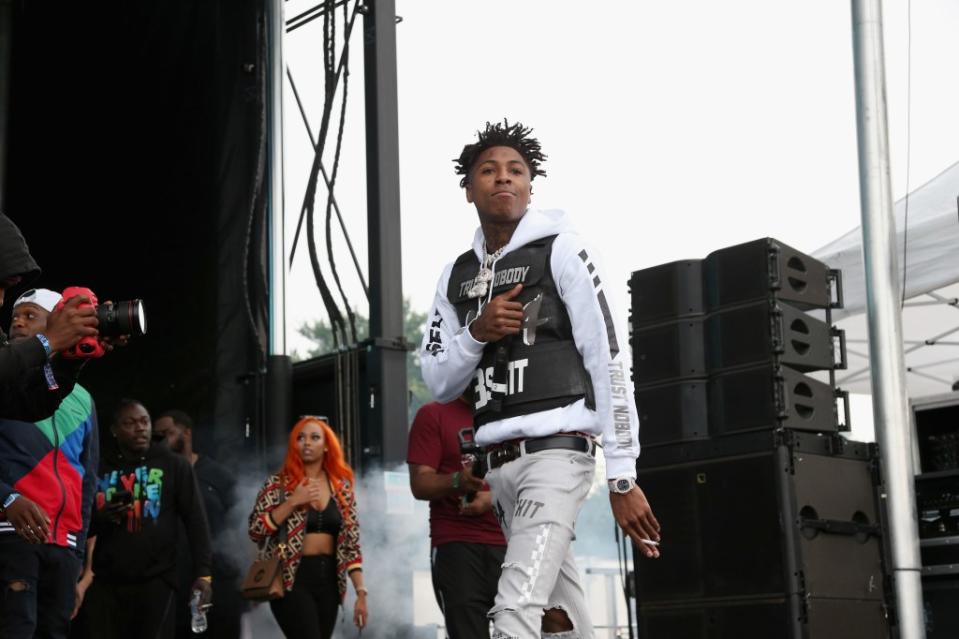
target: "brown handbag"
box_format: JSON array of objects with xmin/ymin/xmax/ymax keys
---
[{"xmin": 241, "ymin": 493, "xmax": 288, "ymax": 602}]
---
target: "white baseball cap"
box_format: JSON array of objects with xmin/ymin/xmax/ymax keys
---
[{"xmin": 13, "ymin": 288, "xmax": 62, "ymax": 313}]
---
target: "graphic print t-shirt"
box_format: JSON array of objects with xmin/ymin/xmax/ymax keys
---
[{"xmin": 91, "ymin": 444, "xmax": 206, "ymax": 583}]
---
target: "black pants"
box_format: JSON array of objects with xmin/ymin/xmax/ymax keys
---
[
  {"xmin": 0, "ymin": 535, "xmax": 82, "ymax": 639},
  {"xmin": 431, "ymin": 541, "xmax": 506, "ymax": 639},
  {"xmin": 82, "ymin": 576, "xmax": 175, "ymax": 639},
  {"xmin": 204, "ymin": 581, "xmax": 245, "ymax": 639},
  {"xmin": 269, "ymin": 555, "xmax": 339, "ymax": 639}
]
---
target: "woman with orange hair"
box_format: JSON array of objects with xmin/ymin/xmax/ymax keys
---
[{"xmin": 248, "ymin": 417, "xmax": 368, "ymax": 637}]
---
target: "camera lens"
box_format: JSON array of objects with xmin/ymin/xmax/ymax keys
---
[{"xmin": 96, "ymin": 300, "xmax": 147, "ymax": 337}]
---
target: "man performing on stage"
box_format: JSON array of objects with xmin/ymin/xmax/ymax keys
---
[{"xmin": 421, "ymin": 120, "xmax": 660, "ymax": 638}]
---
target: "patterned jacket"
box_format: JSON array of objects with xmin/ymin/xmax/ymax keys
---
[{"xmin": 248, "ymin": 473, "xmax": 362, "ymax": 601}]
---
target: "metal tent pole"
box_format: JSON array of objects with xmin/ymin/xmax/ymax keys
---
[
  {"xmin": 850, "ymin": 1, "xmax": 925, "ymax": 636},
  {"xmin": 266, "ymin": 0, "xmax": 292, "ymax": 459},
  {"xmin": 267, "ymin": 0, "xmax": 287, "ymax": 357}
]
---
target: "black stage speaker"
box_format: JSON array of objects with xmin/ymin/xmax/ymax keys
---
[
  {"xmin": 634, "ymin": 380, "xmax": 709, "ymax": 447},
  {"xmin": 630, "ymin": 259, "xmax": 705, "ymax": 328},
  {"xmin": 924, "ymin": 577, "xmax": 959, "ymax": 639},
  {"xmin": 629, "ymin": 239, "xmax": 838, "ymax": 326},
  {"xmin": 640, "ymin": 598, "xmax": 888, "ymax": 639},
  {"xmin": 636, "ymin": 362, "xmax": 847, "ymax": 445},
  {"xmin": 709, "ymin": 364, "xmax": 843, "ymax": 435},
  {"xmin": 916, "ymin": 471, "xmax": 959, "ymax": 578},
  {"xmin": 291, "ymin": 348, "xmax": 369, "ymax": 470},
  {"xmin": 634, "ymin": 430, "xmax": 890, "ymax": 639},
  {"xmin": 630, "ymin": 238, "xmax": 846, "ymax": 448},
  {"xmin": 703, "ymin": 238, "xmax": 838, "ymax": 311},
  {"xmin": 632, "ymin": 318, "xmax": 707, "ymax": 384},
  {"xmin": 633, "ymin": 301, "xmax": 843, "ymax": 385},
  {"xmin": 705, "ymin": 301, "xmax": 841, "ymax": 373},
  {"xmin": 912, "ymin": 397, "xmax": 959, "ymax": 636}
]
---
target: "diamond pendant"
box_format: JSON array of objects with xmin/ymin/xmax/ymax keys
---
[{"xmin": 468, "ymin": 281, "xmax": 488, "ymax": 299}]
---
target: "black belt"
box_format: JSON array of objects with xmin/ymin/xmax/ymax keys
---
[{"xmin": 486, "ymin": 434, "xmax": 597, "ymax": 471}]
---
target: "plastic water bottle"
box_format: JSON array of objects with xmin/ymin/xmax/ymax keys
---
[{"xmin": 190, "ymin": 589, "xmax": 208, "ymax": 634}]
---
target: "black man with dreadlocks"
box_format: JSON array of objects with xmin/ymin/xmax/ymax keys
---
[{"xmin": 421, "ymin": 120, "xmax": 660, "ymax": 639}]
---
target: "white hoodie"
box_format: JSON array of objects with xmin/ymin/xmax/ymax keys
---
[{"xmin": 420, "ymin": 208, "xmax": 641, "ymax": 480}]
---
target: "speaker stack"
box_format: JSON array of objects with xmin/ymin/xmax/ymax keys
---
[
  {"xmin": 911, "ymin": 396, "xmax": 959, "ymax": 638},
  {"xmin": 629, "ymin": 238, "xmax": 892, "ymax": 638}
]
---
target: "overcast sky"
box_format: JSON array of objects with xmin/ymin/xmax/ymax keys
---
[{"xmin": 281, "ymin": 0, "xmax": 959, "ymax": 407}]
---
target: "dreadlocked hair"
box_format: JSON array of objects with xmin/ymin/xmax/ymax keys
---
[{"xmin": 454, "ymin": 119, "xmax": 547, "ymax": 188}]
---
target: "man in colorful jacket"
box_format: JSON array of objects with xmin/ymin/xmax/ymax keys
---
[{"xmin": 0, "ymin": 288, "xmax": 100, "ymax": 639}]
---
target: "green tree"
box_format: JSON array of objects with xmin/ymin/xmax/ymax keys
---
[{"xmin": 295, "ymin": 300, "xmax": 431, "ymax": 417}]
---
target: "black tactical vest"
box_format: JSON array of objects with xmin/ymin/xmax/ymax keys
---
[{"xmin": 447, "ymin": 235, "xmax": 595, "ymax": 427}]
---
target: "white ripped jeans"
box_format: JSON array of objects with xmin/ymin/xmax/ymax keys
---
[{"xmin": 485, "ymin": 446, "xmax": 596, "ymax": 639}]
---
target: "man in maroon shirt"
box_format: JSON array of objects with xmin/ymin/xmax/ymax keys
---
[{"xmin": 408, "ymin": 398, "xmax": 507, "ymax": 639}]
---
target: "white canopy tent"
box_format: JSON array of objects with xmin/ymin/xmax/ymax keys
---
[{"xmin": 813, "ymin": 160, "xmax": 959, "ymax": 399}]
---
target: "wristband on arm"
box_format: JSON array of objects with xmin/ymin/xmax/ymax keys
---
[
  {"xmin": 35, "ymin": 334, "xmax": 60, "ymax": 390},
  {"xmin": 1, "ymin": 493, "xmax": 20, "ymax": 512},
  {"xmin": 42, "ymin": 363, "xmax": 59, "ymax": 391},
  {"xmin": 35, "ymin": 334, "xmax": 53, "ymax": 359}
]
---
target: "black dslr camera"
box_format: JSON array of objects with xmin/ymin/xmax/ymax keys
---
[
  {"xmin": 58, "ymin": 287, "xmax": 147, "ymax": 358},
  {"xmin": 457, "ymin": 438, "xmax": 487, "ymax": 505},
  {"xmin": 459, "ymin": 439, "xmax": 488, "ymax": 480}
]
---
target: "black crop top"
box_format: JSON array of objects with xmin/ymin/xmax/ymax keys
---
[{"xmin": 305, "ymin": 496, "xmax": 342, "ymax": 536}]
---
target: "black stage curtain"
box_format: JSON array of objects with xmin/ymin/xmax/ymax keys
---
[{"xmin": 4, "ymin": 1, "xmax": 268, "ymax": 461}]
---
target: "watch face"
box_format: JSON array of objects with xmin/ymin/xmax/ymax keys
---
[{"xmin": 616, "ymin": 479, "xmax": 631, "ymax": 492}]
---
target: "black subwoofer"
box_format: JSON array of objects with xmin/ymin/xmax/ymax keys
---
[{"xmin": 634, "ymin": 431, "xmax": 889, "ymax": 638}]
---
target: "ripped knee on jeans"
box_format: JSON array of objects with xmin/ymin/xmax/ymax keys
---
[
  {"xmin": 489, "ymin": 604, "xmax": 578, "ymax": 639},
  {"xmin": 542, "ymin": 606, "xmax": 573, "ymax": 632}
]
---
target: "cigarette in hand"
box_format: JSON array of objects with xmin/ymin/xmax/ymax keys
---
[{"xmin": 639, "ymin": 538, "xmax": 660, "ymax": 546}]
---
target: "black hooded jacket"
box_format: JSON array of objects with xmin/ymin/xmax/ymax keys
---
[{"xmin": 0, "ymin": 213, "xmax": 81, "ymax": 421}]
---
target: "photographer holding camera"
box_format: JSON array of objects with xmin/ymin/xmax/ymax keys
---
[
  {"xmin": 0, "ymin": 288, "xmax": 102, "ymax": 639},
  {"xmin": 0, "ymin": 213, "xmax": 100, "ymax": 422}
]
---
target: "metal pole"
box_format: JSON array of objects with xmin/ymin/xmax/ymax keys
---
[
  {"xmin": 363, "ymin": 0, "xmax": 408, "ymax": 466},
  {"xmin": 850, "ymin": 1, "xmax": 925, "ymax": 637},
  {"xmin": 0, "ymin": 0, "xmax": 13, "ymax": 209},
  {"xmin": 267, "ymin": 0, "xmax": 287, "ymax": 356},
  {"xmin": 265, "ymin": 0, "xmax": 291, "ymax": 462}
]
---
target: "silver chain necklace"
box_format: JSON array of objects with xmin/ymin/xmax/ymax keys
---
[{"xmin": 467, "ymin": 245, "xmax": 505, "ymax": 298}]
